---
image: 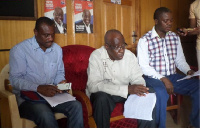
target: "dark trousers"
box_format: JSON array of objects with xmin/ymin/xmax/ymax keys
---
[
  {"xmin": 19, "ymin": 100, "xmax": 84, "ymax": 128},
  {"xmin": 90, "ymin": 88, "xmax": 156, "ymax": 128}
]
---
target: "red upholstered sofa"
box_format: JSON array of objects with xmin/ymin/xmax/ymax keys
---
[{"xmin": 62, "ymin": 45, "xmax": 137, "ymax": 128}]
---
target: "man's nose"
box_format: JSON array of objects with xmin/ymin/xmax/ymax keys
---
[
  {"xmin": 118, "ymin": 47, "xmax": 124, "ymax": 53},
  {"xmin": 47, "ymin": 34, "xmax": 54, "ymax": 41}
]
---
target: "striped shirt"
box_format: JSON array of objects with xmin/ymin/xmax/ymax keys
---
[{"xmin": 137, "ymin": 27, "xmax": 190, "ymax": 79}]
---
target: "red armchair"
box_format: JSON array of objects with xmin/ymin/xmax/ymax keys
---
[{"xmin": 62, "ymin": 45, "xmax": 137, "ymax": 128}]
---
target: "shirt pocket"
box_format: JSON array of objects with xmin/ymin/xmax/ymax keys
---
[{"xmin": 48, "ymin": 62, "xmax": 58, "ymax": 78}]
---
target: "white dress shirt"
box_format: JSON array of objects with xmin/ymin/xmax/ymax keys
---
[
  {"xmin": 137, "ymin": 27, "xmax": 191, "ymax": 80},
  {"xmin": 83, "ymin": 21, "xmax": 91, "ymax": 33},
  {"xmin": 54, "ymin": 20, "xmax": 64, "ymax": 33},
  {"xmin": 86, "ymin": 46, "xmax": 146, "ymax": 98}
]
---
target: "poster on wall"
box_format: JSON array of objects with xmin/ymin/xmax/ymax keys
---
[
  {"xmin": 74, "ymin": 0, "xmax": 93, "ymax": 33},
  {"xmin": 44, "ymin": 0, "xmax": 67, "ymax": 34},
  {"xmin": 111, "ymin": 0, "xmax": 121, "ymax": 4}
]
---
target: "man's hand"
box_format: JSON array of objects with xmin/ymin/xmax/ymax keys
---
[
  {"xmin": 177, "ymin": 28, "xmax": 188, "ymax": 36},
  {"xmin": 128, "ymin": 84, "xmax": 149, "ymax": 96},
  {"xmin": 160, "ymin": 77, "xmax": 174, "ymax": 94},
  {"xmin": 187, "ymin": 70, "xmax": 195, "ymax": 75},
  {"xmin": 187, "ymin": 27, "xmax": 200, "ymax": 35},
  {"xmin": 59, "ymin": 80, "xmax": 67, "ymax": 84},
  {"xmin": 37, "ymin": 85, "xmax": 61, "ymax": 97}
]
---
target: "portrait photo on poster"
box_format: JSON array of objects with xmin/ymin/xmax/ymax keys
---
[
  {"xmin": 111, "ymin": 0, "xmax": 121, "ymax": 4},
  {"xmin": 74, "ymin": 0, "xmax": 93, "ymax": 34},
  {"xmin": 44, "ymin": 0, "xmax": 67, "ymax": 34}
]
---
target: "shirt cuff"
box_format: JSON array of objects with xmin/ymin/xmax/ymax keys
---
[{"xmin": 120, "ymin": 85, "xmax": 128, "ymax": 98}]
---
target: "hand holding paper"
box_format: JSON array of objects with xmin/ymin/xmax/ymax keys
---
[{"xmin": 177, "ymin": 70, "xmax": 200, "ymax": 82}]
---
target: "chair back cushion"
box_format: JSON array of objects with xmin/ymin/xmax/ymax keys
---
[{"xmin": 62, "ymin": 45, "xmax": 95, "ymax": 92}]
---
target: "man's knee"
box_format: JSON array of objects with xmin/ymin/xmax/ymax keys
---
[
  {"xmin": 91, "ymin": 91, "xmax": 111, "ymax": 102},
  {"xmin": 70, "ymin": 100, "xmax": 82, "ymax": 111},
  {"xmin": 35, "ymin": 110, "xmax": 58, "ymax": 127},
  {"xmin": 148, "ymin": 87, "xmax": 155, "ymax": 93}
]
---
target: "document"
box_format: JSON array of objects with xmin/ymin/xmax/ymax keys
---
[
  {"xmin": 38, "ymin": 92, "xmax": 76, "ymax": 107},
  {"xmin": 57, "ymin": 83, "xmax": 72, "ymax": 90},
  {"xmin": 123, "ymin": 93, "xmax": 156, "ymax": 121},
  {"xmin": 177, "ymin": 70, "xmax": 200, "ymax": 82}
]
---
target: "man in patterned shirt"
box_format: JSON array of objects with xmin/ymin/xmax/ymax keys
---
[{"xmin": 137, "ymin": 7, "xmax": 199, "ymax": 128}]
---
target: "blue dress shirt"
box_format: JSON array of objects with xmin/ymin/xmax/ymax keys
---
[{"xmin": 9, "ymin": 36, "xmax": 65, "ymax": 106}]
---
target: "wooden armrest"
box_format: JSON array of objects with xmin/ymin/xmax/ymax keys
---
[
  {"xmin": 4, "ymin": 79, "xmax": 12, "ymax": 92},
  {"xmin": 72, "ymin": 90, "xmax": 96, "ymax": 128},
  {"xmin": 0, "ymin": 90, "xmax": 22, "ymax": 127},
  {"xmin": 72, "ymin": 90, "xmax": 93, "ymax": 117},
  {"xmin": 0, "ymin": 90, "xmax": 15, "ymax": 98}
]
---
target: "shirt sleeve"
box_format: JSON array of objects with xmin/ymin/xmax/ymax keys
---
[
  {"xmin": 137, "ymin": 37, "xmax": 164, "ymax": 79},
  {"xmin": 53, "ymin": 47, "xmax": 66, "ymax": 85},
  {"xmin": 9, "ymin": 46, "xmax": 38, "ymax": 92},
  {"xmin": 189, "ymin": 2, "xmax": 195, "ymax": 19},
  {"xmin": 87, "ymin": 52, "xmax": 128, "ymax": 98},
  {"xmin": 129, "ymin": 53, "xmax": 146, "ymax": 86},
  {"xmin": 175, "ymin": 37, "xmax": 191, "ymax": 74}
]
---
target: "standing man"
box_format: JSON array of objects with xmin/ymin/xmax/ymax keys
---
[
  {"xmin": 188, "ymin": 0, "xmax": 200, "ymax": 70},
  {"xmin": 9, "ymin": 17, "xmax": 83, "ymax": 128},
  {"xmin": 137, "ymin": 7, "xmax": 199, "ymax": 128},
  {"xmin": 177, "ymin": 0, "xmax": 200, "ymax": 70},
  {"xmin": 53, "ymin": 7, "xmax": 67, "ymax": 34},
  {"xmin": 86, "ymin": 29, "xmax": 156, "ymax": 128},
  {"xmin": 75, "ymin": 9, "xmax": 93, "ymax": 33}
]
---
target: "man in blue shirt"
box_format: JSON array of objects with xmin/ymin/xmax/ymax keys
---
[{"xmin": 9, "ymin": 17, "xmax": 83, "ymax": 128}]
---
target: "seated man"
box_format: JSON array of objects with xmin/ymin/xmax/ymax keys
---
[
  {"xmin": 86, "ymin": 29, "xmax": 156, "ymax": 128},
  {"xmin": 137, "ymin": 7, "xmax": 200, "ymax": 128},
  {"xmin": 9, "ymin": 17, "xmax": 83, "ymax": 128}
]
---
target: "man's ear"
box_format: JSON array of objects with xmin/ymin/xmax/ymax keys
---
[
  {"xmin": 155, "ymin": 19, "xmax": 158, "ymax": 25},
  {"xmin": 104, "ymin": 43, "xmax": 109, "ymax": 50},
  {"xmin": 34, "ymin": 29, "xmax": 38, "ymax": 36}
]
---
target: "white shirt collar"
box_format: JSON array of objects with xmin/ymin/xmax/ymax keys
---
[
  {"xmin": 151, "ymin": 26, "xmax": 172, "ymax": 39},
  {"xmin": 83, "ymin": 21, "xmax": 91, "ymax": 33},
  {"xmin": 101, "ymin": 46, "xmax": 110, "ymax": 60}
]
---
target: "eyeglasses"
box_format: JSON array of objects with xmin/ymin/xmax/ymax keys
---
[{"xmin": 106, "ymin": 43, "xmax": 127, "ymax": 51}]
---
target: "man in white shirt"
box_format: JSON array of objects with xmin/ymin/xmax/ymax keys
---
[
  {"xmin": 53, "ymin": 7, "xmax": 67, "ymax": 34},
  {"xmin": 86, "ymin": 29, "xmax": 156, "ymax": 128},
  {"xmin": 137, "ymin": 7, "xmax": 199, "ymax": 128},
  {"xmin": 75, "ymin": 9, "xmax": 93, "ymax": 33}
]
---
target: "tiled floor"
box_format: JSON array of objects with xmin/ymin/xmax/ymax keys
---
[
  {"xmin": 166, "ymin": 111, "xmax": 181, "ymax": 128},
  {"xmin": 166, "ymin": 96, "xmax": 192, "ymax": 128}
]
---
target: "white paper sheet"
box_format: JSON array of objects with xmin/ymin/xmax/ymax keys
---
[
  {"xmin": 38, "ymin": 92, "xmax": 76, "ymax": 107},
  {"xmin": 123, "ymin": 93, "xmax": 156, "ymax": 121},
  {"xmin": 177, "ymin": 70, "xmax": 200, "ymax": 82}
]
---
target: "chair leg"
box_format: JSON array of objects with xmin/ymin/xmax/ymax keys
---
[{"xmin": 177, "ymin": 95, "xmax": 181, "ymax": 124}]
